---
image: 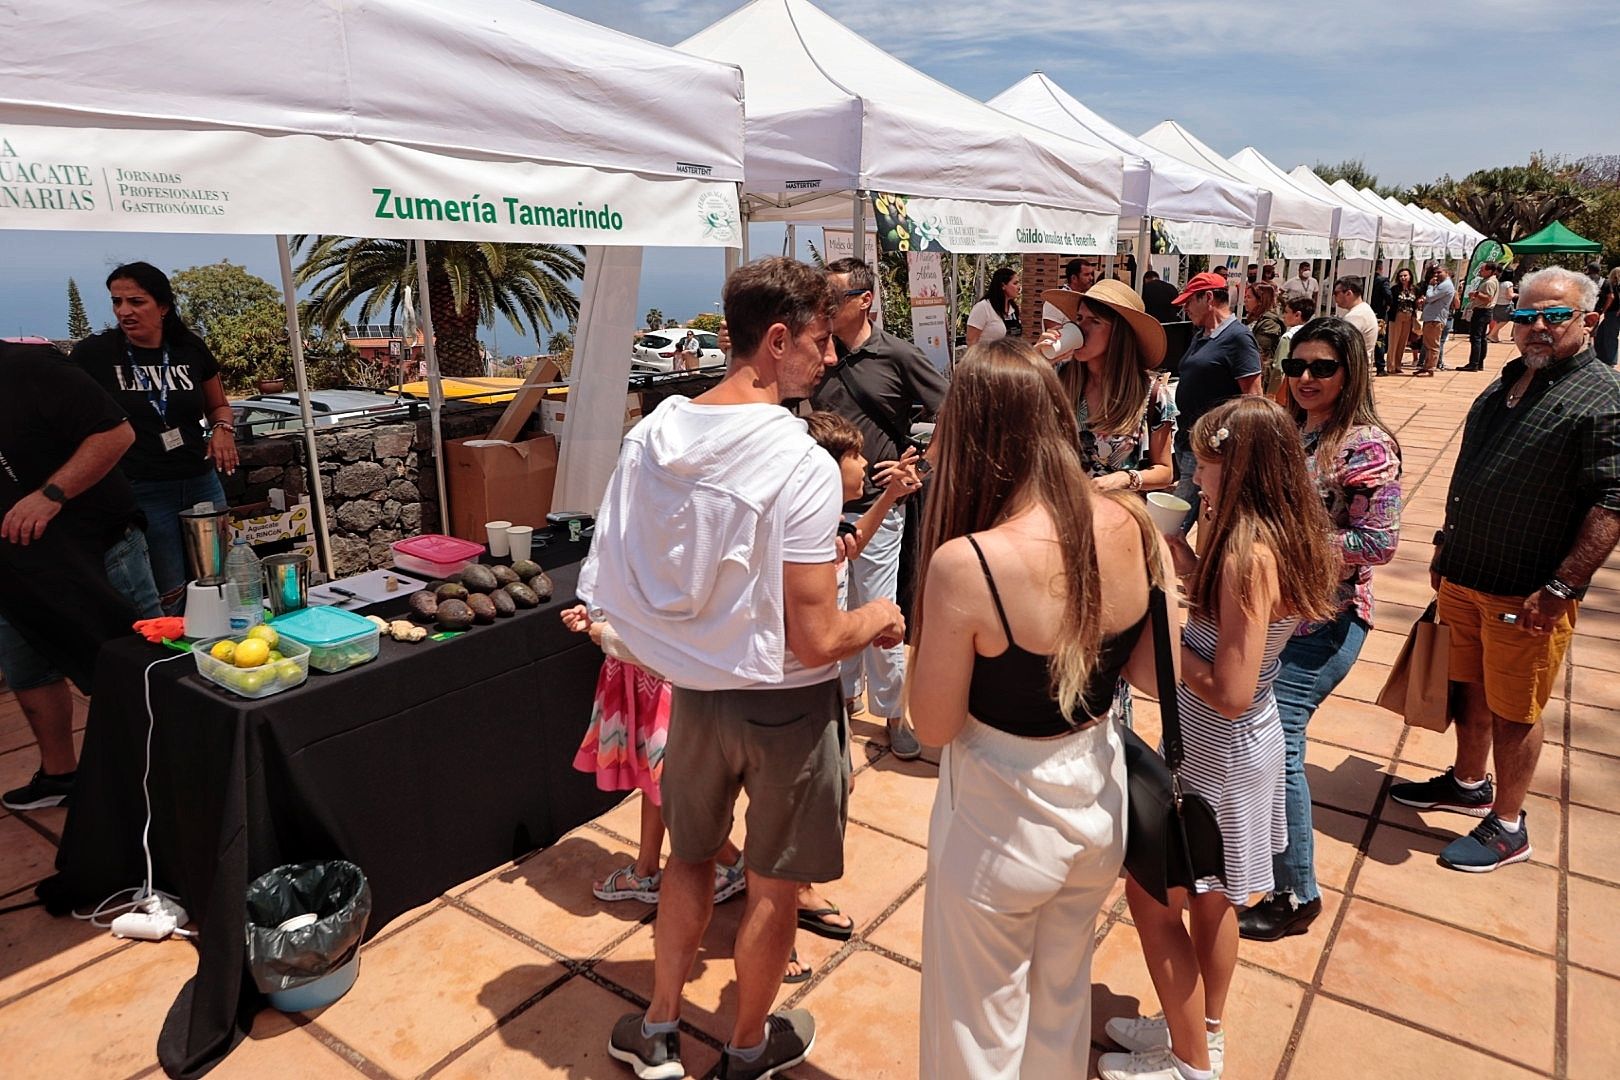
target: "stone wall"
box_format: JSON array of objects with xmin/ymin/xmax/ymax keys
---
[{"xmin": 230, "ymin": 404, "xmax": 518, "ymax": 577}]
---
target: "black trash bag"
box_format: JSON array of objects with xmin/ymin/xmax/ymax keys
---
[{"xmin": 244, "ymin": 859, "xmax": 372, "ymax": 994}]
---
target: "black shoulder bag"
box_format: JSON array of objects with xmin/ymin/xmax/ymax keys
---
[{"xmin": 1119, "ymin": 584, "xmax": 1228, "ymax": 906}]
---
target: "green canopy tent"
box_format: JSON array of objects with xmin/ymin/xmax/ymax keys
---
[{"xmin": 1508, "ymin": 220, "xmax": 1603, "ymax": 254}]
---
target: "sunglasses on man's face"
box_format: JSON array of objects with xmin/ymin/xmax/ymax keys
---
[
  {"xmin": 1281, "ymin": 356, "xmax": 1345, "ymax": 379},
  {"xmin": 1508, "ymin": 307, "xmax": 1579, "ymax": 326}
]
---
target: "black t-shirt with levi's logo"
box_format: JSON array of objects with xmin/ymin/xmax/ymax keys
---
[{"xmin": 71, "ymin": 329, "xmax": 220, "ymax": 481}]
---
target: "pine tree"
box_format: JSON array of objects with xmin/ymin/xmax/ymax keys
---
[{"xmin": 66, "ymin": 278, "xmax": 91, "ymax": 339}]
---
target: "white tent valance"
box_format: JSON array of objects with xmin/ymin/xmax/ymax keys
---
[
  {"xmin": 0, "ymin": 0, "xmax": 745, "ymax": 246},
  {"xmin": 680, "ymin": 0, "xmax": 1125, "ymax": 253},
  {"xmin": 1376, "ymin": 194, "xmax": 1446, "ymax": 262}
]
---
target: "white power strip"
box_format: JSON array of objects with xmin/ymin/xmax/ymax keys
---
[{"xmin": 111, "ymin": 911, "xmax": 176, "ymax": 941}]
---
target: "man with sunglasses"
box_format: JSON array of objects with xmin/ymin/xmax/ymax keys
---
[
  {"xmin": 810, "ymin": 257, "xmax": 946, "ymax": 761},
  {"xmin": 1170, "ymin": 271, "xmax": 1263, "ymax": 532},
  {"xmin": 1394, "ymin": 267, "xmax": 1620, "ymax": 873}
]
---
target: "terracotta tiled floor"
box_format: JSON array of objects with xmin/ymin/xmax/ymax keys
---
[{"xmin": 2, "ymin": 339, "xmax": 1616, "ymax": 1078}]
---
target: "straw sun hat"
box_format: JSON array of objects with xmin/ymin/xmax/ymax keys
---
[{"xmin": 1040, "ymin": 279, "xmax": 1167, "ymax": 369}]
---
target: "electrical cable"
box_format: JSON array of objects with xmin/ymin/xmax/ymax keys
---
[{"xmin": 73, "ymin": 651, "xmax": 190, "ymax": 930}]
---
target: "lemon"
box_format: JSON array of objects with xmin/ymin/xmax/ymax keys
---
[
  {"xmin": 209, "ymin": 640, "xmax": 236, "ymax": 663},
  {"xmin": 233, "ymin": 638, "xmax": 271, "ymax": 668},
  {"xmin": 247, "ymin": 625, "xmax": 280, "ymax": 649}
]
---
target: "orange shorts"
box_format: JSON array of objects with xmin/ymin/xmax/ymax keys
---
[{"xmin": 1436, "ymin": 579, "xmax": 1576, "ymax": 725}]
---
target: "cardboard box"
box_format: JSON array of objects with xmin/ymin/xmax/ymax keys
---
[
  {"xmin": 232, "ymin": 496, "xmax": 316, "ymax": 561},
  {"xmin": 541, "ymin": 392, "xmax": 643, "ymax": 437},
  {"xmin": 443, "ymin": 433, "xmax": 559, "ymax": 542}
]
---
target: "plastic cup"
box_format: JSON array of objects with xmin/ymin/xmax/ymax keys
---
[
  {"xmin": 485, "ymin": 520, "xmax": 512, "ymax": 557},
  {"xmin": 1145, "ymin": 492, "xmax": 1192, "ymax": 534},
  {"xmin": 506, "ymin": 525, "xmax": 534, "ymax": 563},
  {"xmin": 1037, "ymin": 322, "xmax": 1085, "ymax": 360}
]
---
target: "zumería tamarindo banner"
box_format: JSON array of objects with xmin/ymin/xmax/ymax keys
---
[{"xmin": 0, "ymin": 124, "xmax": 741, "ymax": 247}]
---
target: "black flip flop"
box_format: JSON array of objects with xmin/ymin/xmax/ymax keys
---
[
  {"xmin": 783, "ymin": 947, "xmax": 813, "ymax": 985},
  {"xmin": 797, "ymin": 905, "xmax": 855, "ymax": 942}
]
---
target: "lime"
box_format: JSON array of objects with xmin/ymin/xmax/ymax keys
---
[
  {"xmin": 247, "ymin": 625, "xmax": 280, "ymax": 649},
  {"xmin": 274, "ymin": 659, "xmax": 304, "ymax": 687},
  {"xmin": 235, "ymin": 667, "xmax": 273, "ymax": 695},
  {"xmin": 266, "ymin": 650, "xmax": 284, "ymax": 662}
]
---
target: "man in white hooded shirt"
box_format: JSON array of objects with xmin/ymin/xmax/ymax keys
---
[{"xmin": 585, "ymin": 258, "xmax": 904, "ymax": 1080}]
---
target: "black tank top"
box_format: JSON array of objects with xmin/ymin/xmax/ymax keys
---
[{"xmin": 964, "ymin": 534, "xmax": 1152, "ymax": 738}]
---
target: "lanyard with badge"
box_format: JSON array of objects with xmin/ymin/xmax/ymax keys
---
[{"xmin": 128, "ymin": 341, "xmax": 185, "ymax": 451}]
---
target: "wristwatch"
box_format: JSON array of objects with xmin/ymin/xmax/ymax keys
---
[{"xmin": 41, "ymin": 482, "xmax": 66, "ymax": 504}]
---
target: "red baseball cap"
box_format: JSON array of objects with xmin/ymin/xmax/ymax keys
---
[{"xmin": 1171, "ymin": 271, "xmax": 1230, "ymax": 307}]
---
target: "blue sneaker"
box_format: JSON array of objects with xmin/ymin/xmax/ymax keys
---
[{"xmin": 1440, "ymin": 812, "xmax": 1531, "ymax": 872}]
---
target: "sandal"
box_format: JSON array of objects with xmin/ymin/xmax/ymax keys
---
[
  {"xmin": 713, "ymin": 855, "xmax": 747, "ymax": 904},
  {"xmin": 593, "ymin": 864, "xmax": 661, "ymax": 903},
  {"xmin": 797, "ymin": 904, "xmax": 855, "ymax": 941},
  {"xmin": 783, "ymin": 947, "xmax": 813, "ymax": 985}
]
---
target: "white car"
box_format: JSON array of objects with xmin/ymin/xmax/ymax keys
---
[{"xmin": 632, "ymin": 327, "xmax": 724, "ymax": 373}]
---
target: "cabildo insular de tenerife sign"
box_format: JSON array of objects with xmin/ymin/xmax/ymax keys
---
[{"xmin": 0, "ymin": 124, "xmax": 741, "ymax": 247}]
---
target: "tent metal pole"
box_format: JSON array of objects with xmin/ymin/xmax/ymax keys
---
[
  {"xmin": 274, "ymin": 235, "xmax": 335, "ymax": 578},
  {"xmin": 851, "ymin": 189, "xmax": 865, "ymax": 248},
  {"xmin": 1135, "ymin": 218, "xmax": 1151, "ymax": 290},
  {"xmin": 740, "ymin": 201, "xmax": 752, "ymax": 264},
  {"xmin": 785, "ymin": 223, "xmax": 796, "ymax": 260},
  {"xmin": 413, "ymin": 238, "xmax": 450, "ymax": 538}
]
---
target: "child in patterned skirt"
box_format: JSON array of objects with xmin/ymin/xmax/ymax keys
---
[{"xmin": 561, "ymin": 606, "xmax": 746, "ymax": 906}]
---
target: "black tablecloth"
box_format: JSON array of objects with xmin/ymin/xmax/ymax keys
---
[{"xmin": 40, "ymin": 547, "xmax": 620, "ymax": 1078}]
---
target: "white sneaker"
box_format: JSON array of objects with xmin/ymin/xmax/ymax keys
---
[
  {"xmin": 1103, "ymin": 1014, "xmax": 1224, "ymax": 1067},
  {"xmin": 1098, "ymin": 1045, "xmax": 1222, "ymax": 1080}
]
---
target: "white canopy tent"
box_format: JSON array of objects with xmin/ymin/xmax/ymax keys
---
[
  {"xmin": 1321, "ymin": 178, "xmax": 1415, "ymax": 262},
  {"xmin": 1374, "ymin": 195, "xmax": 1447, "ymax": 265},
  {"xmin": 987, "ymin": 74, "xmax": 1260, "ymax": 265},
  {"xmin": 1233, "ymin": 148, "xmax": 1377, "ymax": 265},
  {"xmin": 0, "ymin": 0, "xmax": 747, "ymax": 569},
  {"xmin": 679, "ymin": 0, "xmax": 1125, "ymax": 256},
  {"xmin": 1139, "ymin": 121, "xmax": 1336, "ymax": 261}
]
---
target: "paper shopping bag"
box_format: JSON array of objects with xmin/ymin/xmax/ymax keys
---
[{"xmin": 1377, "ymin": 601, "xmax": 1452, "ymax": 732}]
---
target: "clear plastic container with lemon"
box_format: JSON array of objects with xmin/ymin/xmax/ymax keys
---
[{"xmin": 194, "ymin": 624, "xmax": 311, "ymax": 699}]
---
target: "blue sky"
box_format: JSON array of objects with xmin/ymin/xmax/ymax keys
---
[{"xmin": 5, "ymin": 0, "xmax": 1616, "ymax": 350}]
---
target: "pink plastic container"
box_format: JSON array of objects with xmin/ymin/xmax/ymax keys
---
[{"xmin": 391, "ymin": 534, "xmax": 486, "ymax": 579}]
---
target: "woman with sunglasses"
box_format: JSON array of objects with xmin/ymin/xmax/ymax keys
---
[{"xmin": 1237, "ymin": 317, "xmax": 1402, "ymax": 943}]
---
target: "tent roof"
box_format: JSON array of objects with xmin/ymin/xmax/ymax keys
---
[
  {"xmin": 1509, "ymin": 220, "xmax": 1601, "ymax": 253},
  {"xmin": 987, "ymin": 74, "xmax": 1257, "ymax": 227},
  {"xmin": 1283, "ymin": 167, "xmax": 1394, "ymax": 246},
  {"xmin": 1372, "ymin": 194, "xmax": 1447, "ymax": 251},
  {"xmin": 0, "ymin": 0, "xmax": 746, "ymax": 182},
  {"xmin": 1318, "ymin": 176, "xmax": 1414, "ymax": 247},
  {"xmin": 1138, "ymin": 121, "xmax": 1332, "ymax": 238},
  {"xmin": 679, "ymin": 0, "xmax": 1122, "ymax": 215},
  {"xmin": 1231, "ymin": 148, "xmax": 1374, "ymax": 243}
]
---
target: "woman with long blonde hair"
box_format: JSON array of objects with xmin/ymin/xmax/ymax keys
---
[
  {"xmin": 910, "ymin": 338, "xmax": 1176, "ymax": 1079},
  {"xmin": 1102, "ymin": 396, "xmax": 1338, "ymax": 1080}
]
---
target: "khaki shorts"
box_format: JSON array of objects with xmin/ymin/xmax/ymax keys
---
[
  {"xmin": 662, "ymin": 678, "xmax": 848, "ymax": 882},
  {"xmin": 1437, "ymin": 579, "xmax": 1576, "ymax": 725}
]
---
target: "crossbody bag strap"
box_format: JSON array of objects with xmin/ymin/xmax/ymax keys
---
[
  {"xmin": 1149, "ymin": 584, "xmax": 1186, "ymax": 771},
  {"xmin": 835, "ymin": 361, "xmax": 911, "ymax": 453}
]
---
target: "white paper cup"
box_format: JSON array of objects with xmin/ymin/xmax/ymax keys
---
[
  {"xmin": 276, "ymin": 912, "xmax": 319, "ymax": 933},
  {"xmin": 1038, "ymin": 322, "xmax": 1085, "ymax": 360},
  {"xmin": 1145, "ymin": 492, "xmax": 1192, "ymax": 534},
  {"xmin": 485, "ymin": 521, "xmax": 512, "ymax": 557},
  {"xmin": 506, "ymin": 525, "xmax": 534, "ymax": 563}
]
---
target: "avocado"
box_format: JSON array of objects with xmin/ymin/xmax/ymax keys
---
[
  {"xmin": 458, "ymin": 564, "xmax": 500, "ymax": 593},
  {"xmin": 435, "ymin": 582, "xmax": 470, "ymax": 603},
  {"xmin": 406, "ymin": 590, "xmax": 439, "ymax": 621},
  {"xmin": 510, "ymin": 558, "xmax": 543, "ymax": 580},
  {"xmin": 526, "ymin": 572, "xmax": 554, "ymax": 601},
  {"xmin": 489, "ymin": 589, "xmax": 517, "ymax": 618},
  {"xmin": 489, "ymin": 564, "xmax": 520, "ymax": 586},
  {"xmin": 466, "ymin": 593, "xmax": 498, "ymax": 624},
  {"xmin": 504, "ymin": 582, "xmax": 540, "ymax": 609},
  {"xmin": 435, "ymin": 598, "xmax": 475, "ymax": 631}
]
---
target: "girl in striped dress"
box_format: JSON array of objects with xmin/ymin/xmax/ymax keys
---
[{"xmin": 1101, "ymin": 397, "xmax": 1340, "ymax": 1080}]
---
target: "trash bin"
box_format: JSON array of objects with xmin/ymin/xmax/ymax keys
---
[{"xmin": 245, "ymin": 859, "xmax": 372, "ymax": 1012}]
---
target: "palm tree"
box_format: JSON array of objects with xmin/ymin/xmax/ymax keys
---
[
  {"xmin": 293, "ymin": 238, "xmax": 584, "ymax": 377},
  {"xmin": 1411, "ymin": 163, "xmax": 1588, "ymax": 243}
]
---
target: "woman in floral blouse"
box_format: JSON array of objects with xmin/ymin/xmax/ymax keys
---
[{"xmin": 1238, "ymin": 316, "xmax": 1402, "ymax": 943}]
